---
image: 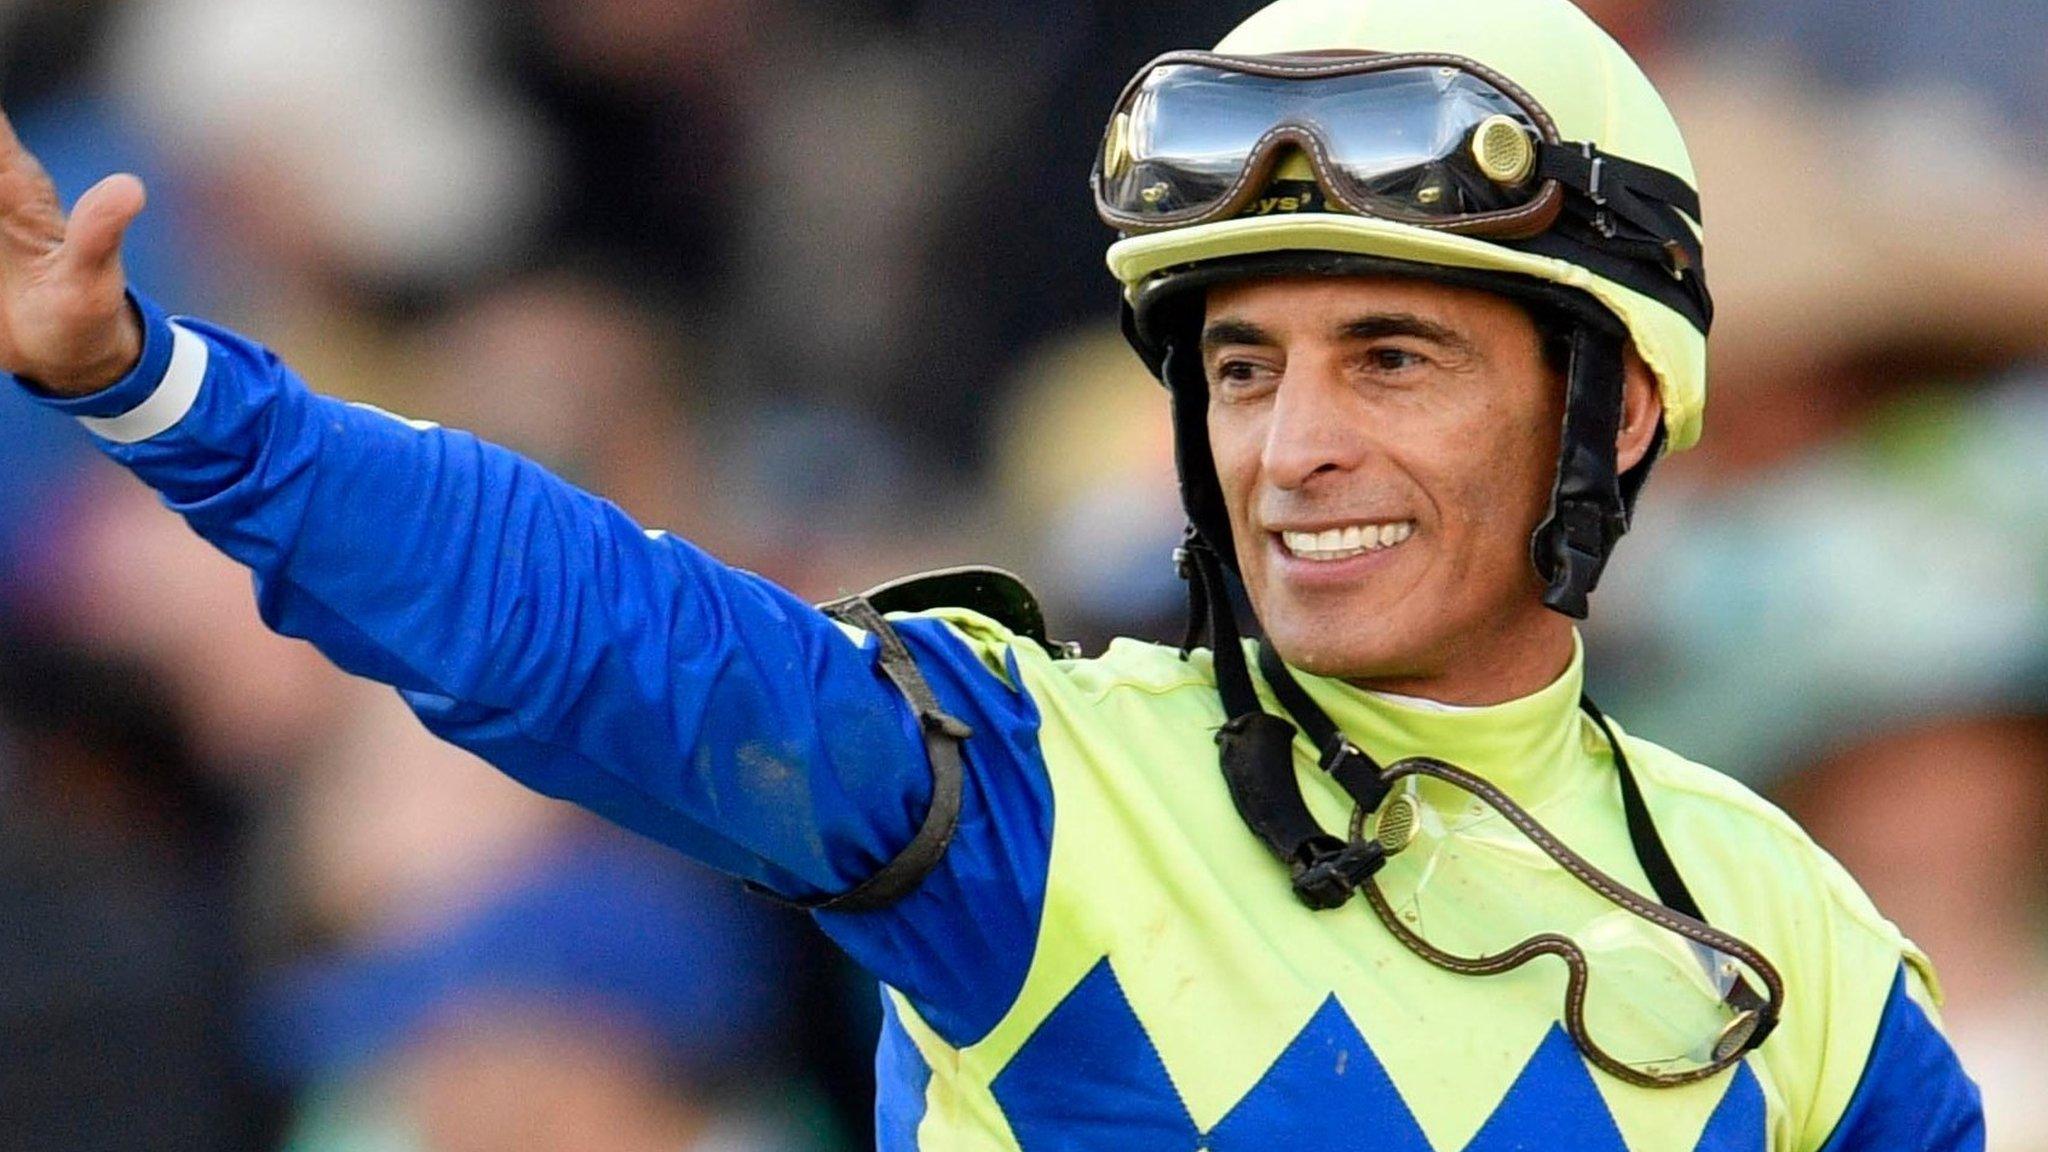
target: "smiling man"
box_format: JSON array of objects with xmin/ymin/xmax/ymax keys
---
[
  {"xmin": 0, "ymin": 0, "xmax": 1984, "ymax": 1148},
  {"xmin": 1197, "ymin": 275, "xmax": 1660, "ymax": 697}
]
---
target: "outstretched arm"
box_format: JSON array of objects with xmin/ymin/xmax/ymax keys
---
[{"xmin": 0, "ymin": 106, "xmax": 959, "ymax": 901}]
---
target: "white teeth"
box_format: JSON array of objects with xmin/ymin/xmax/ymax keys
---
[{"xmin": 1279, "ymin": 521, "xmax": 1417, "ymax": 561}]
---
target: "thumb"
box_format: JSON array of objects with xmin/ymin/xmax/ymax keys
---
[{"xmin": 58, "ymin": 173, "xmax": 147, "ymax": 279}]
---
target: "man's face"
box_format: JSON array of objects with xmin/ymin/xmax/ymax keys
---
[{"xmin": 1202, "ymin": 274, "xmax": 1568, "ymax": 686}]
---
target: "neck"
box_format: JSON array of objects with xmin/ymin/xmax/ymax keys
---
[
  {"xmin": 1344, "ymin": 610, "xmax": 1577, "ymax": 707},
  {"xmin": 1274, "ymin": 622, "xmax": 1591, "ymax": 808}
]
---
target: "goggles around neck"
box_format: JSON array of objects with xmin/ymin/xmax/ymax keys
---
[
  {"xmin": 1214, "ymin": 639, "xmax": 1783, "ymax": 1089},
  {"xmin": 1355, "ymin": 755, "xmax": 1782, "ymax": 1088},
  {"xmin": 1094, "ymin": 51, "xmax": 1712, "ymax": 329}
]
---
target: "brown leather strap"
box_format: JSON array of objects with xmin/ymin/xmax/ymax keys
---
[{"xmin": 750, "ymin": 595, "xmax": 971, "ymax": 913}]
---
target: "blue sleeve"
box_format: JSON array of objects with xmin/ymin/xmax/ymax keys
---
[
  {"xmin": 13, "ymin": 296, "xmax": 1062, "ymax": 921},
  {"xmin": 819, "ymin": 619, "xmax": 1055, "ymax": 1049},
  {"xmin": 1817, "ymin": 965, "xmax": 1984, "ymax": 1152}
]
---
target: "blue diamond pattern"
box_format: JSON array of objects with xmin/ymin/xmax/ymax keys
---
[
  {"xmin": 1462, "ymin": 1025, "xmax": 1630, "ymax": 1152},
  {"xmin": 990, "ymin": 959, "xmax": 1200, "ymax": 1151},
  {"xmin": 1205, "ymin": 995, "xmax": 1432, "ymax": 1151},
  {"xmin": 1694, "ymin": 1061, "xmax": 1766, "ymax": 1152},
  {"xmin": 983, "ymin": 962, "xmax": 1765, "ymax": 1152}
]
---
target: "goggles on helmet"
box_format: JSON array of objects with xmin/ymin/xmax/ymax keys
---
[
  {"xmin": 1352, "ymin": 755, "xmax": 1782, "ymax": 1089},
  {"xmin": 1093, "ymin": 51, "xmax": 1711, "ymax": 329},
  {"xmin": 1095, "ymin": 51, "xmax": 1566, "ymax": 235}
]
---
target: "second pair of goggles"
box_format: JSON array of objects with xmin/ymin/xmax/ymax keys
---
[
  {"xmin": 1242, "ymin": 644, "xmax": 1782, "ymax": 1089},
  {"xmin": 1094, "ymin": 52, "xmax": 1706, "ymax": 296}
]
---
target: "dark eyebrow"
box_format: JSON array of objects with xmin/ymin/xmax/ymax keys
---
[
  {"xmin": 1339, "ymin": 313, "xmax": 1476, "ymax": 356},
  {"xmin": 1200, "ymin": 318, "xmax": 1273, "ymax": 356},
  {"xmin": 1199, "ymin": 313, "xmax": 1477, "ymax": 357}
]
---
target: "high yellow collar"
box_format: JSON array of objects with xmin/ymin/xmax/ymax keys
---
[{"xmin": 1254, "ymin": 632, "xmax": 1599, "ymax": 811}]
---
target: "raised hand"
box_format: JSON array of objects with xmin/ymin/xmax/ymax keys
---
[{"xmin": 0, "ymin": 103, "xmax": 147, "ymax": 397}]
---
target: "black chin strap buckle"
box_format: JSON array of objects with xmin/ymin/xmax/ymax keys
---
[
  {"xmin": 1291, "ymin": 837, "xmax": 1387, "ymax": 910},
  {"xmin": 1540, "ymin": 499, "xmax": 1625, "ymax": 620},
  {"xmin": 1174, "ymin": 526, "xmax": 1216, "ymax": 659},
  {"xmin": 1535, "ymin": 315, "xmax": 1630, "ymax": 622}
]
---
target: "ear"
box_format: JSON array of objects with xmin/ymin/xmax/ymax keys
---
[{"xmin": 1616, "ymin": 348, "xmax": 1664, "ymax": 474}]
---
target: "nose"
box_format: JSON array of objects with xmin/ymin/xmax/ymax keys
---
[{"xmin": 1261, "ymin": 360, "xmax": 1367, "ymax": 491}]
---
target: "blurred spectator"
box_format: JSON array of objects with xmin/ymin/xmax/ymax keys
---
[
  {"xmin": 1580, "ymin": 0, "xmax": 2048, "ymax": 821},
  {"xmin": 728, "ymin": 1, "xmax": 1250, "ymax": 476},
  {"xmin": 985, "ymin": 325, "xmax": 1184, "ymax": 650},
  {"xmin": 1699, "ymin": 0, "xmax": 2048, "ymax": 137},
  {"xmin": 402, "ymin": 269, "xmax": 717, "ymax": 541},
  {"xmin": 103, "ymin": 0, "xmax": 554, "ymax": 302},
  {"xmin": 496, "ymin": 0, "xmax": 773, "ymax": 303},
  {"xmin": 1593, "ymin": 375, "xmax": 2048, "ymax": 782},
  {"xmin": 393, "ymin": 267, "xmax": 952, "ymax": 608},
  {"xmin": 0, "ymin": 633, "xmax": 259, "ymax": 1152},
  {"xmin": 31, "ymin": 473, "xmax": 356, "ymax": 775},
  {"xmin": 252, "ymin": 831, "xmax": 824, "ymax": 1152},
  {"xmin": 270, "ymin": 688, "xmax": 575, "ymax": 953},
  {"xmin": 1575, "ymin": 0, "xmax": 2048, "ymax": 438},
  {"xmin": 1777, "ymin": 716, "xmax": 2048, "ymax": 1152}
]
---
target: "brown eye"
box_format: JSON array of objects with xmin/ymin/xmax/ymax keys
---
[
  {"xmin": 1210, "ymin": 359, "xmax": 1275, "ymax": 395},
  {"xmin": 1369, "ymin": 348, "xmax": 1424, "ymax": 372}
]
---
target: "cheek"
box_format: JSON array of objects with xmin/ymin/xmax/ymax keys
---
[
  {"xmin": 1206, "ymin": 410, "xmax": 1260, "ymax": 528},
  {"xmin": 1426, "ymin": 413, "xmax": 1556, "ymax": 570}
]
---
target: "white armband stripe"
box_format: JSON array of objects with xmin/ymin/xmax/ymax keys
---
[
  {"xmin": 346, "ymin": 400, "xmax": 440, "ymax": 431},
  {"xmin": 77, "ymin": 321, "xmax": 209, "ymax": 444}
]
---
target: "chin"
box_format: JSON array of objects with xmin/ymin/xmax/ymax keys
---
[{"xmin": 1259, "ymin": 607, "xmax": 1427, "ymax": 683}]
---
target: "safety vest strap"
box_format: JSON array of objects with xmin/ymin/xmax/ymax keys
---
[
  {"xmin": 748, "ymin": 591, "xmax": 974, "ymax": 913},
  {"xmin": 750, "ymin": 566, "xmax": 1070, "ymax": 913}
]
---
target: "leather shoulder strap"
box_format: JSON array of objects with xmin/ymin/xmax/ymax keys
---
[{"xmin": 751, "ymin": 595, "xmax": 972, "ymax": 913}]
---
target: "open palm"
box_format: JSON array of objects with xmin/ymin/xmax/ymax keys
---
[{"xmin": 0, "ymin": 104, "xmax": 146, "ymax": 397}]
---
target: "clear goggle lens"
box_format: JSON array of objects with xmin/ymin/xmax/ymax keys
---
[
  {"xmin": 1356, "ymin": 761, "xmax": 1779, "ymax": 1087},
  {"xmin": 1096, "ymin": 58, "xmax": 1551, "ymax": 231}
]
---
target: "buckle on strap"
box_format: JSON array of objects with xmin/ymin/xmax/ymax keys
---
[
  {"xmin": 1539, "ymin": 142, "xmax": 1609, "ymax": 205},
  {"xmin": 1320, "ymin": 737, "xmax": 1390, "ymax": 812},
  {"xmin": 1558, "ymin": 497, "xmax": 1623, "ymax": 556},
  {"xmin": 1291, "ymin": 837, "xmax": 1387, "ymax": 910},
  {"xmin": 1582, "ymin": 143, "xmax": 1608, "ymax": 205}
]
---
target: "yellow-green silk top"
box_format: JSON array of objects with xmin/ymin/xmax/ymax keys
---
[{"xmin": 860, "ymin": 610, "xmax": 1970, "ymax": 1152}]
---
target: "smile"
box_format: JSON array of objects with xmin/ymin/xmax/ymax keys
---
[{"xmin": 1277, "ymin": 520, "xmax": 1415, "ymax": 561}]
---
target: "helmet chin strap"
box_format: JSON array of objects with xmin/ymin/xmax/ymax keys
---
[
  {"xmin": 1532, "ymin": 317, "xmax": 1630, "ymax": 620},
  {"xmin": 1155, "ymin": 314, "xmax": 1652, "ymax": 908},
  {"xmin": 1128, "ymin": 251, "xmax": 1653, "ymax": 629},
  {"xmin": 1160, "ymin": 336, "xmax": 1388, "ymax": 909}
]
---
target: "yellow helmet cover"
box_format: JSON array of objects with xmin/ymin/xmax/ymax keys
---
[{"xmin": 1105, "ymin": 0, "xmax": 1708, "ymax": 450}]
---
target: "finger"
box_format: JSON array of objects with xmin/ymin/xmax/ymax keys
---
[
  {"xmin": 0, "ymin": 102, "xmax": 23, "ymax": 156},
  {"xmin": 58, "ymin": 173, "xmax": 147, "ymax": 277},
  {"xmin": 0, "ymin": 104, "xmax": 62, "ymax": 231}
]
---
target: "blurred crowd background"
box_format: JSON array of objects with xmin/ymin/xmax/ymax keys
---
[{"xmin": 0, "ymin": 0, "xmax": 2044, "ymax": 1149}]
